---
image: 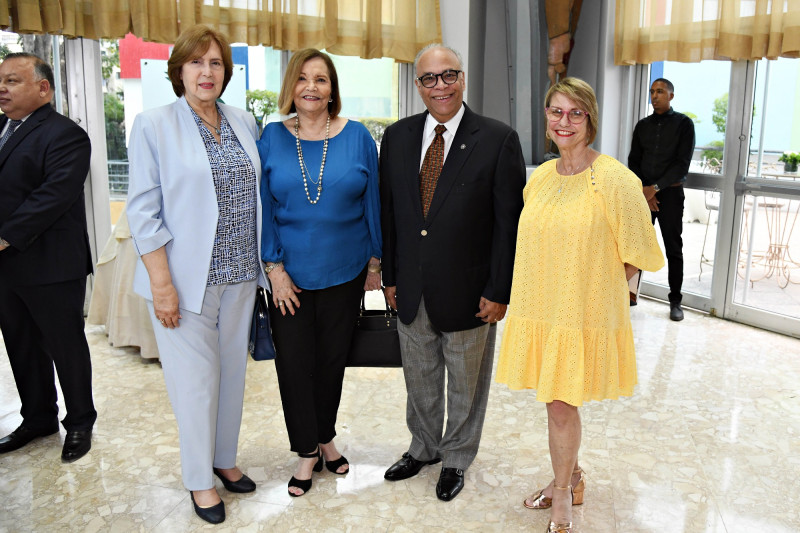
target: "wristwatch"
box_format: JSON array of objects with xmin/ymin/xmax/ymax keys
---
[{"xmin": 653, "ymin": 183, "xmax": 661, "ymax": 192}]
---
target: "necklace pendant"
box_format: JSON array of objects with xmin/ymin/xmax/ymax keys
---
[{"xmin": 317, "ymin": 185, "xmax": 322, "ymax": 193}]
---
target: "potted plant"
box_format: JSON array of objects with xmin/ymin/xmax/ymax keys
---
[{"xmin": 779, "ymin": 151, "xmax": 800, "ymax": 173}]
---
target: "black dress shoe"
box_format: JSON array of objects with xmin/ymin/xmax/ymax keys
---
[
  {"xmin": 191, "ymin": 492, "xmax": 225, "ymax": 524},
  {"xmin": 436, "ymin": 467, "xmax": 464, "ymax": 501},
  {"xmin": 61, "ymin": 430, "xmax": 92, "ymax": 462},
  {"xmin": 670, "ymin": 303, "xmax": 684, "ymax": 321},
  {"xmin": 213, "ymin": 467, "xmax": 256, "ymax": 493},
  {"xmin": 384, "ymin": 452, "xmax": 441, "ymax": 481},
  {"xmin": 0, "ymin": 425, "xmax": 58, "ymax": 454}
]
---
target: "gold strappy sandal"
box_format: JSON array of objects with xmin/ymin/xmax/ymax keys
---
[
  {"xmin": 545, "ymin": 484, "xmax": 573, "ymax": 533},
  {"xmin": 524, "ymin": 467, "xmax": 585, "ymax": 509}
]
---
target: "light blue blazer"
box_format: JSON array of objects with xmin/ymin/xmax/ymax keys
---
[{"xmin": 127, "ymin": 97, "xmax": 267, "ymax": 315}]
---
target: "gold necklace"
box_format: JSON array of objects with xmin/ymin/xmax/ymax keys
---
[
  {"xmin": 295, "ymin": 115, "xmax": 330, "ymax": 205},
  {"xmin": 559, "ymin": 154, "xmax": 589, "ymax": 175},
  {"xmin": 557, "ymin": 153, "xmax": 591, "ymax": 193}
]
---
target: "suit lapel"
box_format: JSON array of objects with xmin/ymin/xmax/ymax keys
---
[
  {"xmin": 424, "ymin": 106, "xmax": 479, "ymax": 224},
  {"xmin": 402, "ymin": 113, "xmax": 427, "ymax": 222},
  {"xmin": 0, "ymin": 104, "xmax": 50, "ymax": 169}
]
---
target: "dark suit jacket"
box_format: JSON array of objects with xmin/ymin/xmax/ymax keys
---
[
  {"xmin": 380, "ymin": 104, "xmax": 525, "ymax": 332},
  {"xmin": 0, "ymin": 103, "xmax": 93, "ymax": 286}
]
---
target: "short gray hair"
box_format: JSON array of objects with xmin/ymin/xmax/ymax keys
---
[{"xmin": 414, "ymin": 44, "xmax": 464, "ymax": 72}]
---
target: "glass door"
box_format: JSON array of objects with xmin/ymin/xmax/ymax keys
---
[
  {"xmin": 725, "ymin": 58, "xmax": 800, "ymax": 337},
  {"xmin": 637, "ymin": 61, "xmax": 733, "ymax": 313},
  {"xmin": 638, "ymin": 58, "xmax": 800, "ymax": 337}
]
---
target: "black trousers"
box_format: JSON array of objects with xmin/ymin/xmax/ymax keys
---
[
  {"xmin": 0, "ymin": 277, "xmax": 96, "ymax": 431},
  {"xmin": 269, "ymin": 267, "xmax": 367, "ymax": 454},
  {"xmin": 652, "ymin": 186, "xmax": 685, "ymax": 304}
]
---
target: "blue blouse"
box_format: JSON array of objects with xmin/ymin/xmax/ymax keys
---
[{"xmin": 258, "ymin": 120, "xmax": 382, "ymax": 290}]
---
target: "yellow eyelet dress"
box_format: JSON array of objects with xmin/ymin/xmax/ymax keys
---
[{"xmin": 496, "ymin": 155, "xmax": 664, "ymax": 406}]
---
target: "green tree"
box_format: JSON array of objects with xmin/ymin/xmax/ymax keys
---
[
  {"xmin": 702, "ymin": 140, "xmax": 724, "ymax": 167},
  {"xmin": 104, "ymin": 92, "xmax": 127, "ymax": 161},
  {"xmin": 0, "ymin": 44, "xmax": 11, "ymax": 60},
  {"xmin": 246, "ymin": 90, "xmax": 278, "ymax": 134},
  {"xmin": 101, "ymin": 40, "xmax": 120, "ymax": 81},
  {"xmin": 358, "ymin": 118, "xmax": 394, "ymax": 144},
  {"xmin": 682, "ymin": 111, "xmax": 700, "ymax": 124},
  {"xmin": 712, "ymin": 93, "xmax": 728, "ymax": 134}
]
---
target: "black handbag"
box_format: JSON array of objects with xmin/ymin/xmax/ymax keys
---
[
  {"xmin": 346, "ymin": 295, "xmax": 402, "ymax": 368},
  {"xmin": 248, "ymin": 287, "xmax": 276, "ymax": 361}
]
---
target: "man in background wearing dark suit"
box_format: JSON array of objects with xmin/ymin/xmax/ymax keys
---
[
  {"xmin": 0, "ymin": 53, "xmax": 95, "ymax": 462},
  {"xmin": 380, "ymin": 44, "xmax": 525, "ymax": 501}
]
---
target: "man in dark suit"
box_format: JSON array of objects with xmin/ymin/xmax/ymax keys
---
[
  {"xmin": 380, "ymin": 44, "xmax": 525, "ymax": 501},
  {"xmin": 0, "ymin": 53, "xmax": 95, "ymax": 462}
]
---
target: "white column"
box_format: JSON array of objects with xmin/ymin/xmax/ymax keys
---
[{"xmin": 64, "ymin": 38, "xmax": 111, "ymax": 288}]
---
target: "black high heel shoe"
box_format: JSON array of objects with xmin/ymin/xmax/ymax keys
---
[
  {"xmin": 190, "ymin": 491, "xmax": 225, "ymax": 524},
  {"xmin": 213, "ymin": 467, "xmax": 256, "ymax": 493},
  {"xmin": 287, "ymin": 448, "xmax": 323, "ymax": 497},
  {"xmin": 325, "ymin": 455, "xmax": 349, "ymax": 475}
]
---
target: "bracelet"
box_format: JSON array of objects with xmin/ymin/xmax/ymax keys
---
[
  {"xmin": 368, "ymin": 263, "xmax": 382, "ymax": 273},
  {"xmin": 264, "ymin": 262, "xmax": 283, "ymax": 275}
]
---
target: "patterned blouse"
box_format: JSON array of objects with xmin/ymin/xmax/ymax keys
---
[{"xmin": 191, "ymin": 106, "xmax": 259, "ymax": 286}]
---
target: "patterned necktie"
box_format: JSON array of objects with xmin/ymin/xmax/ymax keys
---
[
  {"xmin": 419, "ymin": 124, "xmax": 447, "ymax": 217},
  {"xmin": 0, "ymin": 119, "xmax": 22, "ymax": 151}
]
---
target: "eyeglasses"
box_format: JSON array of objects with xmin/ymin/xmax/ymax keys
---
[
  {"xmin": 416, "ymin": 69, "xmax": 462, "ymax": 88},
  {"xmin": 545, "ymin": 107, "xmax": 589, "ymax": 125}
]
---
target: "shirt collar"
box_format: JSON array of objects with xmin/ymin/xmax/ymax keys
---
[
  {"xmin": 652, "ymin": 106, "xmax": 675, "ymax": 119},
  {"xmin": 423, "ymin": 103, "xmax": 465, "ymax": 140}
]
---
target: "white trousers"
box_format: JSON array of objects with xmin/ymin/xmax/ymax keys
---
[{"xmin": 148, "ymin": 279, "xmax": 256, "ymax": 490}]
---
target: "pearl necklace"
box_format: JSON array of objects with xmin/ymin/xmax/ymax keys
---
[{"xmin": 295, "ymin": 115, "xmax": 329, "ymax": 205}]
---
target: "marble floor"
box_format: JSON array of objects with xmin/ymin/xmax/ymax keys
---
[{"xmin": 1, "ymin": 297, "xmax": 799, "ymax": 532}]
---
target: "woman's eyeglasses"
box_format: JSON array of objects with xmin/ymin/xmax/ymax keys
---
[{"xmin": 545, "ymin": 107, "xmax": 589, "ymax": 125}]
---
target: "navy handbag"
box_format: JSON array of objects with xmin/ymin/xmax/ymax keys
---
[{"xmin": 248, "ymin": 287, "xmax": 276, "ymax": 361}]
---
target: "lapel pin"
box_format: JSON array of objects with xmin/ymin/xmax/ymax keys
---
[{"xmin": 460, "ymin": 144, "xmax": 466, "ymax": 149}]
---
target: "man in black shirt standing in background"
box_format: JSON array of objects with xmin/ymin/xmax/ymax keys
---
[{"xmin": 628, "ymin": 78, "xmax": 696, "ymax": 321}]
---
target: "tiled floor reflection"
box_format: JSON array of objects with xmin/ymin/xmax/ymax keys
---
[{"xmin": 1, "ymin": 298, "xmax": 799, "ymax": 532}]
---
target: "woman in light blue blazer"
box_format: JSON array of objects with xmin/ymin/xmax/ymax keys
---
[{"xmin": 126, "ymin": 25, "xmax": 265, "ymax": 525}]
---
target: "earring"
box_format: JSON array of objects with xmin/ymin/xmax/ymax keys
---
[{"xmin": 329, "ymin": 98, "xmax": 333, "ymax": 103}]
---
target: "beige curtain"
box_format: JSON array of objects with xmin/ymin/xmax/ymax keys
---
[
  {"xmin": 0, "ymin": 0, "xmax": 441, "ymax": 62},
  {"xmin": 615, "ymin": 0, "xmax": 800, "ymax": 65}
]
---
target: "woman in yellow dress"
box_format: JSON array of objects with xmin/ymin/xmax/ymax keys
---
[{"xmin": 496, "ymin": 78, "xmax": 664, "ymax": 533}]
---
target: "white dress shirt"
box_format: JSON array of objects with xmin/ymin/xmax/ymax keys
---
[{"xmin": 418, "ymin": 104, "xmax": 466, "ymax": 171}]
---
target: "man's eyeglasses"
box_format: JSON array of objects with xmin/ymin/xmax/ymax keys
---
[
  {"xmin": 416, "ymin": 70, "xmax": 462, "ymax": 88},
  {"xmin": 545, "ymin": 107, "xmax": 589, "ymax": 125}
]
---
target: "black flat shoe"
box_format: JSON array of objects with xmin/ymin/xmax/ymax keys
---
[
  {"xmin": 213, "ymin": 468, "xmax": 256, "ymax": 493},
  {"xmin": 436, "ymin": 467, "xmax": 464, "ymax": 501},
  {"xmin": 384, "ymin": 452, "xmax": 441, "ymax": 481},
  {"xmin": 0, "ymin": 424, "xmax": 59, "ymax": 454},
  {"xmin": 61, "ymin": 430, "xmax": 92, "ymax": 463},
  {"xmin": 288, "ymin": 449, "xmax": 323, "ymax": 497},
  {"xmin": 325, "ymin": 455, "xmax": 349, "ymax": 475},
  {"xmin": 190, "ymin": 492, "xmax": 225, "ymax": 524}
]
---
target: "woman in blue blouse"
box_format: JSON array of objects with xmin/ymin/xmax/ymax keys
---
[
  {"xmin": 258, "ymin": 49, "xmax": 382, "ymax": 497},
  {"xmin": 127, "ymin": 26, "xmax": 265, "ymax": 524}
]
